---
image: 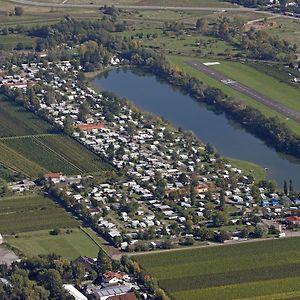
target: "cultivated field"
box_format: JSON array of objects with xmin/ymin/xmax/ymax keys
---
[
  {"xmin": 0, "ymin": 193, "xmax": 78, "ymax": 234},
  {"xmin": 1, "ymin": 135, "xmax": 107, "ymax": 175},
  {"xmin": 6, "ymin": 228, "xmax": 100, "ymax": 260},
  {"xmin": 0, "ymin": 95, "xmax": 55, "ymax": 137},
  {"xmin": 0, "ymin": 95, "xmax": 109, "ymax": 177},
  {"xmin": 0, "ymin": 142, "xmax": 46, "ymax": 177},
  {"xmin": 135, "ymin": 237, "xmax": 300, "ymax": 300}
]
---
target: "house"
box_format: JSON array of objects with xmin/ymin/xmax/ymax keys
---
[
  {"xmin": 261, "ymin": 200, "xmax": 270, "ymax": 207},
  {"xmin": 90, "ymin": 285, "xmax": 131, "ymax": 300},
  {"xmin": 286, "ymin": 216, "xmax": 300, "ymax": 226},
  {"xmin": 44, "ymin": 172, "xmax": 64, "ymax": 182},
  {"xmin": 75, "ymin": 123, "xmax": 105, "ymax": 132},
  {"xmin": 195, "ymin": 183, "xmax": 209, "ymax": 194},
  {"xmin": 107, "ymin": 292, "xmax": 138, "ymax": 300},
  {"xmin": 102, "ymin": 271, "xmax": 129, "ymax": 286},
  {"xmin": 63, "ymin": 284, "xmax": 88, "ymax": 300},
  {"xmin": 73, "ymin": 256, "xmax": 97, "ymax": 271}
]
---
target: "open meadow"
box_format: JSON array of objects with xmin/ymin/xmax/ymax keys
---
[
  {"xmin": 135, "ymin": 237, "xmax": 300, "ymax": 300},
  {"xmin": 6, "ymin": 228, "xmax": 101, "ymax": 260},
  {"xmin": 0, "ymin": 193, "xmax": 78, "ymax": 234}
]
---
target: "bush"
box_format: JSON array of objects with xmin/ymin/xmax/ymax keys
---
[
  {"xmin": 50, "ymin": 228, "xmax": 61, "ymax": 235},
  {"xmin": 15, "ymin": 6, "xmax": 24, "ymax": 16}
]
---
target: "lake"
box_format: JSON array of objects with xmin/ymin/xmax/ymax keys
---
[{"xmin": 92, "ymin": 68, "xmax": 300, "ymax": 189}]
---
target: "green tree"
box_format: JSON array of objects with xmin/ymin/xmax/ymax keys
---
[
  {"xmin": 254, "ymin": 223, "xmax": 268, "ymax": 238},
  {"xmin": 63, "ymin": 115, "xmax": 74, "ymax": 135},
  {"xmin": 43, "ymin": 269, "xmax": 66, "ymax": 300},
  {"xmin": 14, "ymin": 6, "xmax": 24, "ymax": 16},
  {"xmin": 212, "ymin": 211, "xmax": 228, "ymax": 227},
  {"xmin": 219, "ymin": 189, "xmax": 225, "ymax": 210},
  {"xmin": 97, "ymin": 249, "xmax": 112, "ymax": 275},
  {"xmin": 283, "ymin": 180, "xmax": 288, "ymax": 195},
  {"xmin": 196, "ymin": 18, "xmax": 208, "ymax": 33}
]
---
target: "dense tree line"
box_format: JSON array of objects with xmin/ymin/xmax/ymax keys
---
[{"xmin": 0, "ymin": 254, "xmax": 84, "ymax": 300}]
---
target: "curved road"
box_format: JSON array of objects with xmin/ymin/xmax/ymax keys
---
[{"xmin": 187, "ymin": 61, "xmax": 300, "ymax": 124}]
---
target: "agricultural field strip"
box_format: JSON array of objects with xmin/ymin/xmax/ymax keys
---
[
  {"xmin": 0, "ymin": 194, "xmax": 78, "ymax": 234},
  {"xmin": 0, "ymin": 133, "xmax": 59, "ymax": 140},
  {"xmin": 186, "ymin": 61, "xmax": 300, "ymax": 124},
  {"xmin": 31, "ymin": 136, "xmax": 84, "ymax": 173},
  {"xmin": 172, "ymin": 276, "xmax": 300, "ymax": 300},
  {"xmin": 135, "ymin": 238, "xmax": 300, "ymax": 299},
  {"xmin": 0, "ymin": 142, "xmax": 46, "ymax": 177}
]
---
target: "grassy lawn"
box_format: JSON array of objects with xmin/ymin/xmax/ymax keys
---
[
  {"xmin": 267, "ymin": 18, "xmax": 300, "ymax": 51},
  {"xmin": 226, "ymin": 158, "xmax": 266, "ymax": 182},
  {"xmin": 0, "ymin": 34, "xmax": 37, "ymax": 50},
  {"xmin": 130, "ymin": 30, "xmax": 238, "ymax": 57},
  {"xmin": 167, "ymin": 55, "xmax": 300, "ymax": 135},
  {"xmin": 6, "ymin": 228, "xmax": 101, "ymax": 260},
  {"xmin": 59, "ymin": 0, "xmax": 234, "ymax": 7},
  {"xmin": 134, "ymin": 237, "xmax": 300, "ymax": 300},
  {"xmin": 210, "ymin": 60, "xmax": 300, "ymax": 113},
  {"xmin": 0, "ymin": 193, "xmax": 78, "ymax": 234}
]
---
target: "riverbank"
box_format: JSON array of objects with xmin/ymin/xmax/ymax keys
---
[{"xmin": 92, "ymin": 67, "xmax": 300, "ymax": 188}]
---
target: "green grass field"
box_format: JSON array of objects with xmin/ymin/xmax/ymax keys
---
[
  {"xmin": 135, "ymin": 237, "xmax": 300, "ymax": 300},
  {"xmin": 210, "ymin": 61, "xmax": 300, "ymax": 114},
  {"xmin": 0, "ymin": 95, "xmax": 55, "ymax": 137},
  {"xmin": 0, "ymin": 193, "xmax": 78, "ymax": 234},
  {"xmin": 267, "ymin": 18, "xmax": 300, "ymax": 51},
  {"xmin": 6, "ymin": 228, "xmax": 101, "ymax": 260},
  {"xmin": 168, "ymin": 55, "xmax": 300, "ymax": 135},
  {"xmin": 226, "ymin": 158, "xmax": 266, "ymax": 182},
  {"xmin": 0, "ymin": 34, "xmax": 37, "ymax": 50}
]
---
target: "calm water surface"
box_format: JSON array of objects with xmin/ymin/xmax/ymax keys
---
[{"xmin": 93, "ymin": 68, "xmax": 300, "ymax": 188}]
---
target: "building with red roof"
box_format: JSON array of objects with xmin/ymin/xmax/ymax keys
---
[
  {"xmin": 75, "ymin": 123, "xmax": 105, "ymax": 131},
  {"xmin": 286, "ymin": 216, "xmax": 300, "ymax": 226}
]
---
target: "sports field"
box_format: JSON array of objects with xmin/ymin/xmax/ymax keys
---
[
  {"xmin": 6, "ymin": 228, "xmax": 101, "ymax": 260},
  {"xmin": 0, "ymin": 193, "xmax": 78, "ymax": 234},
  {"xmin": 135, "ymin": 237, "xmax": 300, "ymax": 300}
]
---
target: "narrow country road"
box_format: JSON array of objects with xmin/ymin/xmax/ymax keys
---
[
  {"xmin": 8, "ymin": 0, "xmax": 254, "ymax": 10},
  {"xmin": 8, "ymin": 0, "xmax": 300, "ymax": 22},
  {"xmin": 186, "ymin": 60, "xmax": 300, "ymax": 124},
  {"xmin": 129, "ymin": 234, "xmax": 300, "ymax": 257}
]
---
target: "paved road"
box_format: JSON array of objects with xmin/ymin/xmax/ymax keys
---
[
  {"xmin": 186, "ymin": 60, "xmax": 300, "ymax": 124},
  {"xmin": 6, "ymin": 0, "xmax": 266, "ymax": 11}
]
